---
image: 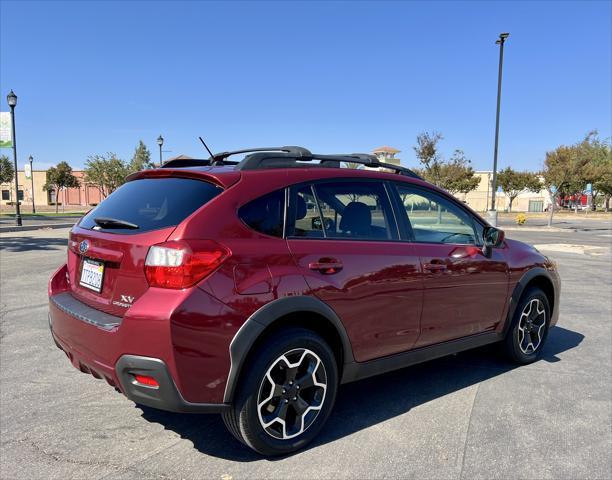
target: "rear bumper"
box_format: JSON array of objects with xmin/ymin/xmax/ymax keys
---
[
  {"xmin": 49, "ymin": 311, "xmax": 122, "ymax": 390},
  {"xmin": 49, "ymin": 312, "xmax": 228, "ymax": 413},
  {"xmin": 48, "ymin": 263, "xmax": 232, "ymax": 412},
  {"xmin": 115, "ymin": 355, "xmax": 229, "ymax": 413},
  {"xmin": 50, "ymin": 292, "xmax": 122, "ymax": 331}
]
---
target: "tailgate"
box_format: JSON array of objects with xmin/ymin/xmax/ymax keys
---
[
  {"xmin": 65, "ymin": 176, "xmax": 224, "ymax": 317},
  {"xmin": 68, "ymin": 226, "xmax": 175, "ymax": 316}
]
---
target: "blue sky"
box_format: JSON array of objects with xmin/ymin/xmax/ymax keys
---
[{"xmin": 1, "ymin": 0, "xmax": 610, "ymax": 171}]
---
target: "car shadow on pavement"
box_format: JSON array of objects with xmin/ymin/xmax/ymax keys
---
[
  {"xmin": 137, "ymin": 325, "xmax": 583, "ymax": 461},
  {"xmin": 0, "ymin": 235, "xmax": 68, "ymax": 253}
]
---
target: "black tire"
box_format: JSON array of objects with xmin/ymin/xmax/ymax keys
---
[
  {"xmin": 222, "ymin": 327, "xmax": 338, "ymax": 456},
  {"xmin": 504, "ymin": 287, "xmax": 551, "ymax": 364}
]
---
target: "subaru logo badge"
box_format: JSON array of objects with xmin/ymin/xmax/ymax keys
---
[{"xmin": 79, "ymin": 240, "xmax": 89, "ymax": 254}]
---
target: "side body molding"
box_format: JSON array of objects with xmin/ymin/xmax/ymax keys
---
[
  {"xmin": 223, "ymin": 295, "xmax": 355, "ymax": 403},
  {"xmin": 502, "ymin": 266, "xmax": 558, "ymax": 337}
]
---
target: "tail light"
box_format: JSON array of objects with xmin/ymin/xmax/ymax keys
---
[{"xmin": 144, "ymin": 240, "xmax": 230, "ymax": 289}]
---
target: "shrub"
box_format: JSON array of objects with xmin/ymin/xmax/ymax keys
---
[{"xmin": 516, "ymin": 213, "xmax": 527, "ymax": 225}]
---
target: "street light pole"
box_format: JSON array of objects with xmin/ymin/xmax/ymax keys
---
[
  {"xmin": 7, "ymin": 90, "xmax": 22, "ymax": 226},
  {"xmin": 489, "ymin": 32, "xmax": 509, "ymax": 227},
  {"xmin": 29, "ymin": 155, "xmax": 35, "ymax": 214},
  {"xmin": 157, "ymin": 135, "xmax": 164, "ymax": 167}
]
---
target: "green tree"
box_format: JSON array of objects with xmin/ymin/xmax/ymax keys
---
[
  {"xmin": 0, "ymin": 155, "xmax": 14, "ymax": 184},
  {"xmin": 578, "ymin": 132, "xmax": 612, "ymax": 211},
  {"xmin": 542, "ymin": 145, "xmax": 579, "ymax": 226},
  {"xmin": 541, "ymin": 131, "xmax": 610, "ymax": 224},
  {"xmin": 435, "ymin": 150, "xmax": 480, "ymax": 195},
  {"xmin": 413, "ymin": 132, "xmax": 480, "ymax": 196},
  {"xmin": 43, "ymin": 161, "xmax": 80, "ymax": 213},
  {"xmin": 414, "ymin": 131, "xmax": 444, "ymax": 185},
  {"xmin": 84, "ymin": 153, "xmax": 130, "ymax": 199},
  {"xmin": 562, "ymin": 134, "xmax": 594, "ymax": 214},
  {"xmin": 497, "ymin": 167, "xmax": 542, "ymax": 212},
  {"xmin": 129, "ymin": 140, "xmax": 153, "ymax": 172},
  {"xmin": 590, "ymin": 153, "xmax": 612, "ymax": 211}
]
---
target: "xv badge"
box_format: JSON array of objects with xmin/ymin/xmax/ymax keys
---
[
  {"xmin": 121, "ymin": 295, "xmax": 135, "ymax": 304},
  {"xmin": 113, "ymin": 294, "xmax": 136, "ymax": 308}
]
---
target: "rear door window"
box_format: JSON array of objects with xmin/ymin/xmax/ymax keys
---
[
  {"xmin": 79, "ymin": 178, "xmax": 222, "ymax": 234},
  {"xmin": 287, "ymin": 181, "xmax": 398, "ymax": 240},
  {"xmin": 314, "ymin": 181, "xmax": 397, "ymax": 240},
  {"xmin": 289, "ymin": 185, "xmax": 326, "ymax": 238}
]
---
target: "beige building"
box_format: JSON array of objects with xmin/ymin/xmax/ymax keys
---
[
  {"xmin": 456, "ymin": 171, "xmax": 550, "ymax": 213},
  {"xmin": 0, "ymin": 170, "xmax": 103, "ymax": 212},
  {"xmin": 372, "ymin": 146, "xmax": 401, "ymax": 166}
]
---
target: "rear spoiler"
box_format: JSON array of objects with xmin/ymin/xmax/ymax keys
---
[{"xmin": 125, "ymin": 168, "xmax": 240, "ymax": 189}]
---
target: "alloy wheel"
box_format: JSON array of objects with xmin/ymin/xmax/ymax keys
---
[
  {"xmin": 256, "ymin": 348, "xmax": 327, "ymax": 440},
  {"xmin": 517, "ymin": 298, "xmax": 547, "ymax": 354}
]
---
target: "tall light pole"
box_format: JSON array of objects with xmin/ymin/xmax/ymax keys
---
[
  {"xmin": 489, "ymin": 32, "xmax": 509, "ymax": 227},
  {"xmin": 7, "ymin": 90, "xmax": 22, "ymax": 226},
  {"xmin": 29, "ymin": 155, "xmax": 35, "ymax": 214},
  {"xmin": 157, "ymin": 135, "xmax": 164, "ymax": 167}
]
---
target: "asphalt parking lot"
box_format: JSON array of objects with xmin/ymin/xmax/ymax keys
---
[{"xmin": 1, "ymin": 221, "xmax": 611, "ymax": 479}]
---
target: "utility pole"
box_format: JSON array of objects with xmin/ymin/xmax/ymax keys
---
[
  {"xmin": 488, "ymin": 32, "xmax": 509, "ymax": 227},
  {"xmin": 157, "ymin": 135, "xmax": 164, "ymax": 167},
  {"xmin": 7, "ymin": 90, "xmax": 22, "ymax": 226},
  {"xmin": 29, "ymin": 155, "xmax": 35, "ymax": 213}
]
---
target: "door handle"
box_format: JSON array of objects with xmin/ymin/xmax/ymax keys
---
[
  {"xmin": 423, "ymin": 262, "xmax": 447, "ymax": 272},
  {"xmin": 308, "ymin": 258, "xmax": 343, "ymax": 274}
]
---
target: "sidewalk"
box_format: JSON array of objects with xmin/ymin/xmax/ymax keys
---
[
  {"xmin": 498, "ymin": 214, "xmax": 612, "ymax": 232},
  {"xmin": 0, "ymin": 215, "xmax": 78, "ymax": 233}
]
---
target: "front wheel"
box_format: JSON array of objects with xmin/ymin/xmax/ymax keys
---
[
  {"xmin": 504, "ymin": 287, "xmax": 551, "ymax": 364},
  {"xmin": 223, "ymin": 327, "xmax": 338, "ymax": 456}
]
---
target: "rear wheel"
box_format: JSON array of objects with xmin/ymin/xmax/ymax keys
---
[
  {"xmin": 504, "ymin": 287, "xmax": 551, "ymax": 364},
  {"xmin": 223, "ymin": 327, "xmax": 338, "ymax": 456}
]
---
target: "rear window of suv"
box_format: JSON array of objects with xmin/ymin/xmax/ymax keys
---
[
  {"xmin": 238, "ymin": 189, "xmax": 285, "ymax": 237},
  {"xmin": 79, "ymin": 178, "xmax": 222, "ymax": 234}
]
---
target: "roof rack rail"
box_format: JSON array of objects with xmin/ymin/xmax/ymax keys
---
[
  {"xmin": 162, "ymin": 145, "xmax": 423, "ymax": 180},
  {"xmin": 213, "ymin": 146, "xmax": 312, "ymax": 161},
  {"xmin": 161, "ymin": 146, "xmax": 310, "ymax": 169},
  {"xmin": 237, "ymin": 151, "xmax": 423, "ymax": 179}
]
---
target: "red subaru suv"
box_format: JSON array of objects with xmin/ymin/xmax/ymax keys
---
[{"xmin": 48, "ymin": 146, "xmax": 560, "ymax": 455}]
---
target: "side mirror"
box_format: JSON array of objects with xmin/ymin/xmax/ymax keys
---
[{"xmin": 482, "ymin": 226, "xmax": 505, "ymax": 257}]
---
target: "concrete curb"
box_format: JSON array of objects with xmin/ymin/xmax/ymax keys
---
[
  {"xmin": 0, "ymin": 223, "xmax": 75, "ymax": 234},
  {"xmin": 502, "ymin": 226, "xmax": 569, "ymax": 232}
]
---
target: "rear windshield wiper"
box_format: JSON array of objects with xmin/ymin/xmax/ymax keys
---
[{"xmin": 93, "ymin": 217, "xmax": 139, "ymax": 230}]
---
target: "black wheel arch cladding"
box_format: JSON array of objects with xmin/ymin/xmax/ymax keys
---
[
  {"xmin": 223, "ymin": 295, "xmax": 354, "ymax": 403},
  {"xmin": 503, "ymin": 267, "xmax": 556, "ymax": 338}
]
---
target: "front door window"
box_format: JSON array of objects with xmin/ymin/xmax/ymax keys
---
[{"xmin": 397, "ymin": 186, "xmax": 479, "ymax": 244}]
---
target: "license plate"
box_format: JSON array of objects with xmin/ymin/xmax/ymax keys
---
[{"xmin": 80, "ymin": 258, "xmax": 105, "ymax": 293}]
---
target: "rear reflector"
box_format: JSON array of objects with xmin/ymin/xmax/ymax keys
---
[
  {"xmin": 67, "ymin": 232, "xmax": 78, "ymax": 255},
  {"xmin": 133, "ymin": 374, "xmax": 159, "ymax": 387},
  {"xmin": 145, "ymin": 239, "xmax": 230, "ymax": 289}
]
